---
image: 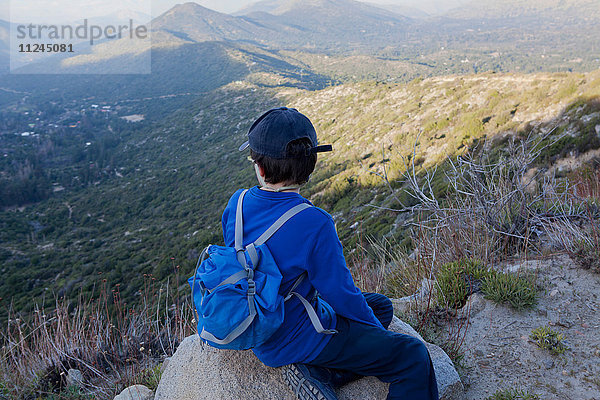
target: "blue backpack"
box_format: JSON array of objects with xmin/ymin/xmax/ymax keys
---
[{"xmin": 188, "ymin": 189, "xmax": 337, "ymax": 350}]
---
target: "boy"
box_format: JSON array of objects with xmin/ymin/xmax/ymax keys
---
[{"xmin": 223, "ymin": 107, "xmax": 438, "ymax": 400}]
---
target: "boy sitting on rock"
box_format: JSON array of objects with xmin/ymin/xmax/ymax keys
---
[{"xmin": 224, "ymin": 107, "xmax": 439, "ymax": 400}]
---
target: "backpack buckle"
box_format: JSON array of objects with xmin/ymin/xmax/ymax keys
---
[{"xmin": 247, "ymin": 280, "xmax": 256, "ymax": 296}]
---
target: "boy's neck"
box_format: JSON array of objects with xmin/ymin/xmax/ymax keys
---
[{"xmin": 259, "ymin": 183, "xmax": 301, "ymax": 193}]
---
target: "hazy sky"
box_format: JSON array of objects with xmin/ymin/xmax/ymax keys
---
[
  {"xmin": 3, "ymin": 0, "xmax": 152, "ymax": 23},
  {"xmin": 0, "ymin": 0, "xmax": 466, "ymax": 23},
  {"xmin": 149, "ymin": 0, "xmax": 466, "ymax": 15}
]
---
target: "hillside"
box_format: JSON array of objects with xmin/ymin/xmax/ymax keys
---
[
  {"xmin": 290, "ymin": 71, "xmax": 600, "ymax": 241},
  {"xmin": 0, "ymin": 39, "xmax": 329, "ymax": 107},
  {"xmin": 2, "ymin": 69, "xmax": 600, "ymax": 317}
]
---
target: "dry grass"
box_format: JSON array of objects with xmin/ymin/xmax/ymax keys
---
[
  {"xmin": 0, "ymin": 271, "xmax": 195, "ymax": 399},
  {"xmin": 568, "ymin": 163, "xmax": 600, "ymax": 200},
  {"xmin": 348, "ymin": 235, "xmax": 423, "ymax": 298},
  {"xmin": 541, "ymin": 163, "xmax": 600, "ymax": 273}
]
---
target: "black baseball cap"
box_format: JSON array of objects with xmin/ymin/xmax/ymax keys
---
[{"xmin": 238, "ymin": 107, "xmax": 332, "ymax": 159}]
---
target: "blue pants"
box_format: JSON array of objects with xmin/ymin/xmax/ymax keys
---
[{"xmin": 306, "ymin": 293, "xmax": 439, "ymax": 400}]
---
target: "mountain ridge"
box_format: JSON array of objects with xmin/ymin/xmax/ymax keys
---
[
  {"xmin": 152, "ymin": 2, "xmax": 274, "ymax": 43},
  {"xmin": 3, "ymin": 0, "xmax": 600, "ymax": 79},
  {"xmin": 446, "ymin": 0, "xmax": 600, "ymax": 19}
]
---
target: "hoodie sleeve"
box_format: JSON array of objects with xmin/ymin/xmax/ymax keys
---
[{"xmin": 305, "ymin": 217, "xmax": 384, "ymax": 329}]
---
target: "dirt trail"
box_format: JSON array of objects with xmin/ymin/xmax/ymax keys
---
[{"xmin": 458, "ymin": 255, "xmax": 600, "ymax": 399}]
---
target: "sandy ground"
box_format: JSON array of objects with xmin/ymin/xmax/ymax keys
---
[{"xmin": 453, "ymin": 255, "xmax": 600, "ymax": 399}]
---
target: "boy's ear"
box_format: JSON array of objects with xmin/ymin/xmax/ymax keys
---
[{"xmin": 258, "ymin": 164, "xmax": 266, "ymax": 178}]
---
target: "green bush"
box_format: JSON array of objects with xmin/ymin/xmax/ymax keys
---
[
  {"xmin": 435, "ymin": 259, "xmax": 488, "ymax": 309},
  {"xmin": 482, "ymin": 270, "xmax": 537, "ymax": 309},
  {"xmin": 436, "ymin": 259, "xmax": 537, "ymax": 310}
]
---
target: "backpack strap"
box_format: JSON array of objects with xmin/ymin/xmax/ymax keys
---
[
  {"xmin": 245, "ymin": 203, "xmax": 311, "ymax": 267},
  {"xmin": 240, "ymin": 192, "xmax": 337, "ymax": 336},
  {"xmin": 287, "ymin": 292, "xmax": 338, "ymax": 335},
  {"xmin": 234, "ymin": 189, "xmax": 249, "ymax": 269},
  {"xmin": 284, "ymin": 272, "xmax": 338, "ymax": 335},
  {"xmin": 235, "ymin": 189, "xmax": 312, "ymax": 268}
]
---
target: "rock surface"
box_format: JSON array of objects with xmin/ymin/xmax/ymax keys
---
[
  {"xmin": 459, "ymin": 255, "xmax": 600, "ymax": 399},
  {"xmin": 114, "ymin": 385, "xmax": 154, "ymax": 400},
  {"xmin": 66, "ymin": 369, "xmax": 83, "ymax": 388},
  {"xmin": 155, "ymin": 316, "xmax": 464, "ymax": 400}
]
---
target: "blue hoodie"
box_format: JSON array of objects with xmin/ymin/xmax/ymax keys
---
[{"xmin": 221, "ymin": 186, "xmax": 384, "ymax": 367}]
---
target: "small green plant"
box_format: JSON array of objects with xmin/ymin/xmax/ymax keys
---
[
  {"xmin": 137, "ymin": 363, "xmax": 163, "ymax": 391},
  {"xmin": 486, "ymin": 388, "xmax": 540, "ymax": 400},
  {"xmin": 482, "ymin": 270, "xmax": 537, "ymax": 309},
  {"xmin": 435, "ymin": 259, "xmax": 488, "ymax": 309},
  {"xmin": 530, "ymin": 325, "xmax": 569, "ymax": 355},
  {"xmin": 435, "ymin": 259, "xmax": 537, "ymax": 310}
]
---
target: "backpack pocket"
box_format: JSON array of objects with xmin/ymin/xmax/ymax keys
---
[{"xmin": 188, "ymin": 244, "xmax": 286, "ymax": 349}]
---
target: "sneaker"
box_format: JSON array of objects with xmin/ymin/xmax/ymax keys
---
[
  {"xmin": 282, "ymin": 363, "xmax": 338, "ymax": 400},
  {"xmin": 329, "ymin": 369, "xmax": 361, "ymax": 388}
]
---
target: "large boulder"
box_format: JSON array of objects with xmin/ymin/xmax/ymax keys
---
[{"xmin": 155, "ymin": 317, "xmax": 464, "ymax": 400}]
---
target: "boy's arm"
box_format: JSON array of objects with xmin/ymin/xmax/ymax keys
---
[{"xmin": 305, "ymin": 217, "xmax": 384, "ymax": 329}]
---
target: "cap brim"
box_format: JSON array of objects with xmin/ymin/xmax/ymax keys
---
[{"xmin": 238, "ymin": 141, "xmax": 249, "ymax": 151}]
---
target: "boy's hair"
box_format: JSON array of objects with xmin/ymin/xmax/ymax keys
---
[{"xmin": 250, "ymin": 138, "xmax": 317, "ymax": 185}]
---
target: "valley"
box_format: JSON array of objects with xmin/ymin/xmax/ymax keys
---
[{"xmin": 1, "ymin": 1, "xmax": 600, "ymax": 398}]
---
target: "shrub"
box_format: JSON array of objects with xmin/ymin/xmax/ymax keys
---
[
  {"xmin": 435, "ymin": 259, "xmax": 487, "ymax": 309},
  {"xmin": 482, "ymin": 270, "xmax": 537, "ymax": 309},
  {"xmin": 399, "ymin": 130, "xmax": 583, "ymax": 267},
  {"xmin": 137, "ymin": 363, "xmax": 163, "ymax": 391},
  {"xmin": 544, "ymin": 169, "xmax": 600, "ymax": 274},
  {"xmin": 435, "ymin": 259, "xmax": 537, "ymax": 310}
]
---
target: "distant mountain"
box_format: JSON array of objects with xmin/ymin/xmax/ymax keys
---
[
  {"xmin": 0, "ymin": 2, "xmax": 336, "ymax": 101},
  {"xmin": 1, "ymin": 39, "xmax": 327, "ymax": 105},
  {"xmin": 239, "ymin": 0, "xmax": 412, "ymax": 50},
  {"xmin": 152, "ymin": 2, "xmax": 273, "ymax": 42},
  {"xmin": 87, "ymin": 9, "xmax": 152, "ymax": 25},
  {"xmin": 232, "ymin": 0, "xmax": 286, "ymax": 15},
  {"xmin": 446, "ymin": 0, "xmax": 600, "ymax": 19},
  {"xmin": 363, "ymin": 2, "xmax": 429, "ymax": 18},
  {"xmin": 237, "ymin": 0, "xmax": 424, "ymax": 17},
  {"xmin": 3, "ymin": 0, "xmax": 600, "ymax": 99},
  {"xmin": 363, "ymin": 0, "xmax": 467, "ymax": 16},
  {"xmin": 0, "ymin": 19, "xmax": 10, "ymax": 74},
  {"xmin": 157, "ymin": 0, "xmax": 412, "ymax": 51}
]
